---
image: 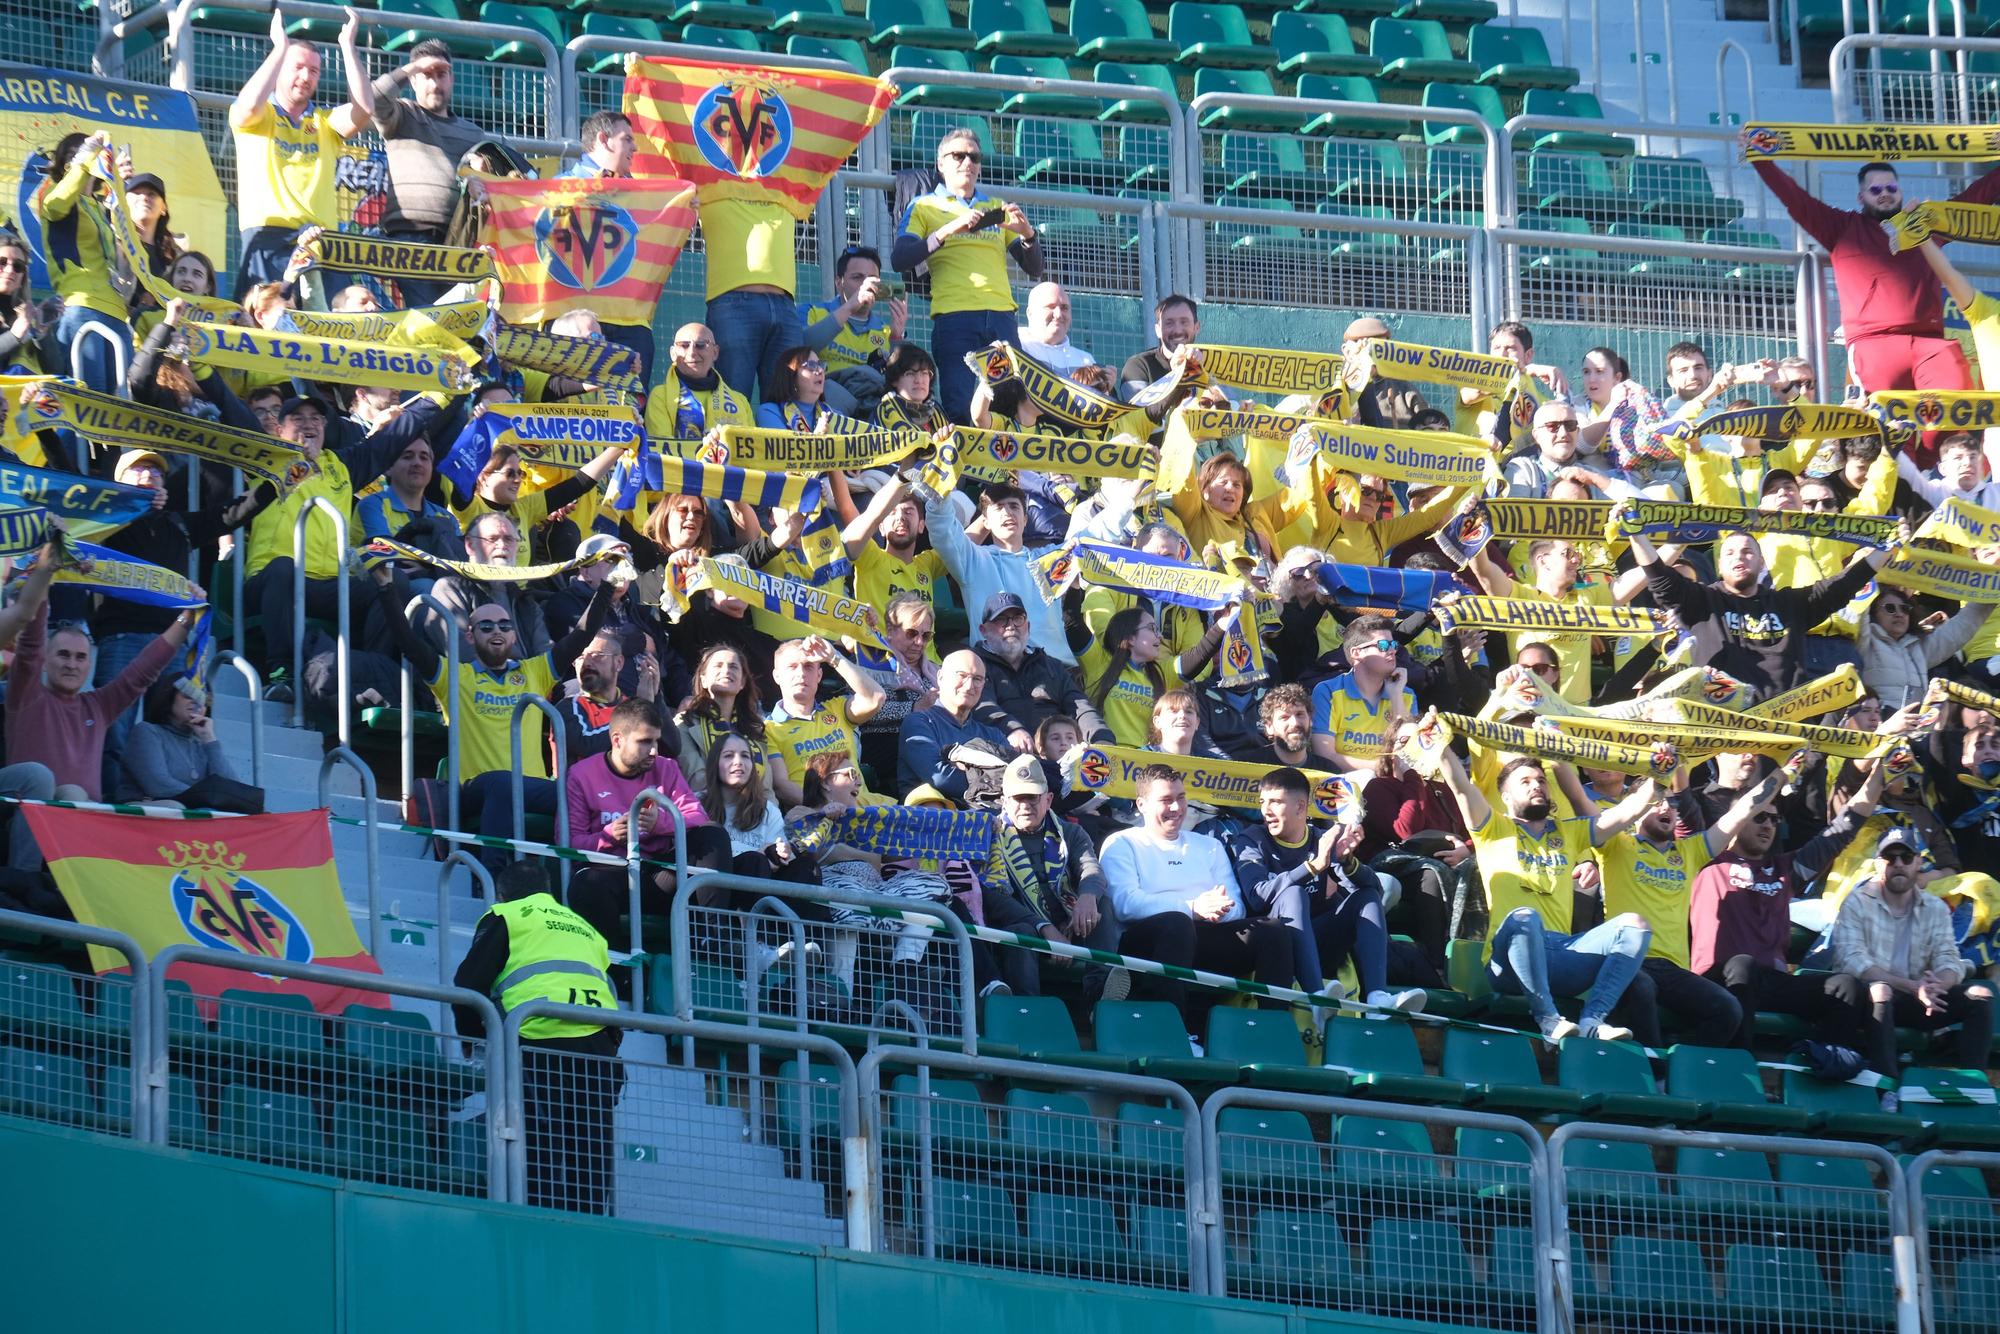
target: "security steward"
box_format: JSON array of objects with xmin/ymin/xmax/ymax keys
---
[{"xmin": 454, "ymin": 862, "xmax": 624, "ymax": 1214}]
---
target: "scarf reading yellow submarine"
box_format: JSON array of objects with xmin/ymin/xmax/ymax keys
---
[
  {"xmin": 1398, "ymin": 710, "xmax": 1680, "ymax": 779},
  {"xmin": 1063, "ymin": 744, "xmax": 1359, "ymax": 822}
]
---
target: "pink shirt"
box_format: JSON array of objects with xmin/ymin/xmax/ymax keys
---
[
  {"xmin": 6, "ymin": 605, "xmax": 179, "ymax": 800},
  {"xmin": 565, "ymin": 753, "xmax": 708, "ymax": 860}
]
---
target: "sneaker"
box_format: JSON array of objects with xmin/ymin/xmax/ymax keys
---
[
  {"xmin": 1389, "ymin": 988, "xmax": 1428, "ymax": 1014},
  {"xmin": 1185, "ymin": 1036, "xmax": 1205, "ymax": 1057},
  {"xmin": 978, "ymin": 979, "xmax": 1011, "ymax": 999},
  {"xmin": 1543, "ymin": 1018, "xmax": 1580, "ymax": 1044},
  {"xmin": 1100, "ymin": 967, "xmax": 1132, "ymax": 1003},
  {"xmin": 1588, "ymin": 1022, "xmax": 1634, "ymax": 1043}
]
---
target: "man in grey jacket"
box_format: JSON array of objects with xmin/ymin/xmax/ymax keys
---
[
  {"xmin": 369, "ymin": 39, "xmax": 488, "ymax": 306},
  {"xmin": 971, "ymin": 593, "xmax": 1112, "ymax": 748}
]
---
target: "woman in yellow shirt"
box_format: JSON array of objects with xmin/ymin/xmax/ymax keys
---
[
  {"xmin": 1082, "ymin": 605, "xmax": 1230, "ymax": 748},
  {"xmin": 1170, "ymin": 451, "xmax": 1282, "ymax": 569},
  {"xmin": 34, "ymin": 131, "xmax": 129, "ymax": 395},
  {"xmin": 445, "ymin": 442, "xmax": 624, "ymax": 565}
]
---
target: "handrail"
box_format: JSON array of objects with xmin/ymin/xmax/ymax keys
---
[
  {"xmin": 1499, "ymin": 113, "xmax": 1755, "ymax": 230},
  {"xmin": 1831, "ymin": 31, "xmax": 2000, "ymax": 126},
  {"xmin": 406, "ymin": 592, "xmax": 460, "ymax": 834},
  {"xmin": 622, "ymin": 784, "xmax": 687, "ymax": 1016},
  {"xmin": 885, "ymin": 67, "xmax": 1188, "ymax": 205},
  {"xmin": 165, "ymin": 0, "xmax": 564, "ymax": 132},
  {"xmin": 1716, "ymin": 38, "xmax": 1759, "ymax": 130},
  {"xmin": 1485, "ymin": 223, "xmax": 1809, "ymax": 266},
  {"xmin": 152, "ymin": 942, "xmax": 507, "ymax": 1199},
  {"xmin": 435, "ymin": 849, "xmax": 493, "ymax": 996},
  {"xmin": 318, "ymin": 744, "xmax": 381, "ymax": 961},
  {"xmin": 0, "ymin": 908, "xmax": 151, "ymax": 1139},
  {"xmin": 508, "ymin": 695, "xmax": 569, "ymax": 896},
  {"xmin": 289, "ymin": 495, "xmax": 349, "ymax": 739},
  {"xmin": 94, "ymin": 0, "xmax": 174, "ymax": 75},
  {"xmin": 210, "ymin": 650, "xmax": 264, "ymax": 787}
]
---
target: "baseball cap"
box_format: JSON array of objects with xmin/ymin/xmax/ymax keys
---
[
  {"xmin": 980, "ymin": 591, "xmax": 1027, "ymax": 623},
  {"xmin": 123, "ymin": 172, "xmax": 166, "ymax": 197},
  {"xmin": 278, "ymin": 393, "xmax": 333, "ymax": 421},
  {"xmin": 1343, "ymin": 315, "xmax": 1392, "ymax": 342},
  {"xmin": 115, "ymin": 448, "xmax": 167, "ymax": 477},
  {"xmin": 1001, "ymin": 753, "xmax": 1050, "ymax": 798},
  {"xmin": 1877, "ymin": 826, "xmax": 1919, "ymax": 857},
  {"xmin": 577, "ymin": 533, "xmax": 624, "ymax": 560}
]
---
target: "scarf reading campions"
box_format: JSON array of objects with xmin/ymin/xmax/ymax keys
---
[
  {"xmin": 436, "ymin": 402, "xmax": 639, "ymax": 495},
  {"xmin": 1606, "ymin": 497, "xmax": 1900, "ymax": 549}
]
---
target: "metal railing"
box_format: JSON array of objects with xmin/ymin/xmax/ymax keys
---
[
  {"xmin": 210, "ymin": 650, "xmax": 263, "ymax": 788},
  {"xmin": 503, "ymin": 1001, "xmax": 865, "ymax": 1245},
  {"xmin": 407, "ymin": 592, "xmax": 460, "ymax": 836},
  {"xmin": 1904, "ymin": 1148, "xmax": 2000, "ymax": 1333},
  {"xmin": 1203, "ymin": 1086, "xmax": 1551, "ymax": 1333},
  {"xmin": 861, "ymin": 1044, "xmax": 1206, "ymax": 1293},
  {"xmin": 1548, "ymin": 1121, "xmax": 1917, "ymax": 1334},
  {"xmin": 668, "ymin": 869, "xmax": 978, "ymax": 1055},
  {"xmin": 146, "ymin": 943, "xmax": 505, "ymax": 1201},
  {"xmin": 289, "ymin": 495, "xmax": 349, "ymax": 740},
  {"xmin": 0, "ymin": 908, "xmax": 151, "ymax": 1139},
  {"xmin": 507, "ymin": 696, "xmax": 569, "ymax": 895},
  {"xmin": 433, "ymin": 850, "xmax": 493, "ymax": 997},
  {"xmin": 318, "ymin": 746, "xmax": 381, "ymax": 963},
  {"xmin": 620, "ymin": 784, "xmax": 686, "ymax": 1018},
  {"xmin": 1833, "ymin": 32, "xmax": 2000, "ymax": 127}
]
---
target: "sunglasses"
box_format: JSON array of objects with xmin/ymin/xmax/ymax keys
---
[
  {"xmin": 1540, "ymin": 419, "xmax": 1580, "ymax": 432},
  {"xmin": 800, "ymin": 359, "xmax": 826, "ymax": 371},
  {"xmin": 471, "ymin": 619, "xmax": 515, "ymax": 634},
  {"xmin": 1525, "ymin": 661, "xmax": 1560, "ymax": 677},
  {"xmin": 0, "ymin": 257, "xmax": 26, "ymax": 272},
  {"xmin": 1801, "ymin": 496, "xmax": 1839, "ymax": 509},
  {"xmin": 1749, "ymin": 811, "xmax": 1779, "ymax": 826},
  {"xmin": 942, "ymin": 149, "xmax": 981, "ymax": 163},
  {"xmin": 1355, "ymin": 485, "xmax": 1388, "ymax": 502},
  {"xmin": 673, "ymin": 338, "xmax": 715, "ymax": 350},
  {"xmin": 1883, "ymin": 847, "xmax": 1918, "ymax": 865},
  {"xmin": 1876, "ymin": 601, "xmax": 1911, "ymax": 614},
  {"xmin": 1363, "ymin": 637, "xmax": 1396, "ymax": 653},
  {"xmin": 1865, "ymin": 184, "xmax": 1901, "ymax": 195}
]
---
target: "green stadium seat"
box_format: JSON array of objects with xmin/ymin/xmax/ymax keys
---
[
  {"xmin": 1519, "ymin": 88, "xmax": 1634, "ymax": 156},
  {"xmin": 887, "ymin": 1074, "xmax": 992, "ymax": 1149},
  {"xmin": 1795, "ymin": 0, "xmax": 1850, "ymax": 38},
  {"xmin": 477, "ymin": 3, "xmax": 567, "ymax": 64},
  {"xmin": 1946, "ymin": 1257, "xmax": 2000, "ymax": 1334},
  {"xmin": 1840, "ymin": 1250, "xmax": 1898, "ymax": 1325},
  {"xmin": 1325, "ymin": 138, "xmax": 1411, "ymax": 205},
  {"xmin": 1515, "ymin": 210, "xmax": 1599, "ymax": 277},
  {"xmin": 1470, "ymin": 23, "xmax": 1578, "ymax": 90},
  {"xmin": 1206, "ymin": 1008, "xmax": 1350, "ymax": 1095},
  {"xmin": 1094, "ymin": 1000, "xmax": 1244, "ymax": 1082},
  {"xmin": 970, "ymin": 0, "xmax": 1074, "ymax": 56},
  {"xmin": 218, "ymin": 989, "xmax": 326, "ymax": 1064},
  {"xmin": 1169, "ymin": 2, "xmax": 1274, "ymax": 69},
  {"xmin": 1441, "ymin": 1028, "xmax": 1586, "ymax": 1116},
  {"xmin": 774, "ymin": 0, "xmax": 873, "ymax": 41},
  {"xmin": 1674, "ymin": 1146, "xmax": 1779, "ymax": 1217},
  {"xmin": 1369, "ymin": 17, "xmax": 1478, "ymax": 87},
  {"xmin": 1366, "ymin": 1217, "xmax": 1478, "ymax": 1304},
  {"xmin": 360, "ymin": 706, "xmax": 448, "ymax": 740},
  {"xmin": 219, "ymin": 1082, "xmax": 327, "ymax": 1164},
  {"xmin": 890, "ymin": 46, "xmax": 1004, "ymax": 108},
  {"xmin": 1272, "ymin": 11, "xmax": 1381, "ymax": 78},
  {"xmin": 0, "ymin": 1048, "xmax": 97, "ymax": 1125},
  {"xmin": 1394, "ymin": 0, "xmax": 1499, "ymax": 22},
  {"xmin": 1608, "ymin": 222, "xmax": 1702, "ymax": 278},
  {"xmin": 1630, "ymin": 156, "xmax": 1745, "ymax": 229},
  {"xmin": 1775, "ymin": 1150, "xmax": 1883, "ymax": 1224},
  {"xmin": 1318, "ymin": 202, "xmax": 1407, "ymax": 257},
  {"xmin": 1218, "ymin": 131, "xmax": 1319, "ymax": 197},
  {"xmin": 1024, "ymin": 1190, "xmax": 1122, "ymax": 1271},
  {"xmin": 990, "ymin": 56, "xmax": 1098, "ymax": 117},
  {"xmin": 1723, "ymin": 1244, "xmax": 1832, "ymax": 1325},
  {"xmin": 773, "ymin": 1060, "xmax": 844, "ymax": 1144},
  {"xmin": 1487, "ymin": 1225, "xmax": 1538, "ymax": 1301},
  {"xmin": 1525, "ymin": 149, "xmax": 1634, "ymax": 222},
  {"xmin": 1414, "ymin": 204, "xmax": 1476, "ymax": 262},
  {"xmin": 979, "ymin": 993, "xmax": 1079, "ymax": 1058},
  {"xmin": 1781, "ymin": 1067, "xmax": 1912, "ymax": 1140},
  {"xmin": 1130, "ymin": 1203, "xmax": 1191, "ymax": 1275},
  {"xmin": 1093, "ymin": 62, "xmax": 1181, "ymax": 122},
  {"xmin": 1002, "ymin": 1088, "xmax": 1110, "ymax": 1169},
  {"xmin": 1704, "ymin": 223, "xmax": 1791, "ymax": 290},
  {"xmin": 1115, "ymin": 123, "xmax": 1176, "ymax": 186},
  {"xmin": 1452, "ymin": 1126, "xmax": 1533, "ymax": 1202},
  {"xmin": 1663, "ymin": 1045, "xmax": 1814, "ymax": 1133},
  {"xmin": 1559, "ymin": 1037, "xmax": 1701, "ymax": 1123},
  {"xmin": 0, "ymin": 960, "xmax": 82, "ymax": 1037},
  {"xmin": 895, "ymin": 111, "xmax": 1020, "ymax": 173},
  {"xmin": 1335, "ymin": 1114, "xmax": 1457, "ymax": 1199},
  {"xmin": 1217, "ymin": 1106, "xmax": 1332, "ymax": 1192},
  {"xmin": 1016, "ymin": 118, "xmax": 1128, "ymax": 188},
  {"xmin": 788, "ymin": 34, "xmax": 871, "ymax": 69},
  {"xmin": 167, "ymin": 1074, "xmax": 210, "ymax": 1148},
  {"xmin": 1295, "ymin": 0, "xmax": 1399, "ymax": 14},
  {"xmin": 377, "ymin": 0, "xmax": 487, "ymax": 56},
  {"xmin": 1421, "ymin": 80, "xmax": 1505, "ymax": 144},
  {"xmin": 867, "ymin": 0, "xmax": 975, "ymax": 49},
  {"xmin": 341, "ymin": 1005, "xmax": 440, "ymax": 1078},
  {"xmin": 330, "ymin": 1100, "xmax": 429, "ymax": 1182},
  {"xmin": 1896, "ymin": 1069, "xmax": 2000, "ymax": 1148},
  {"xmin": 934, "ymin": 1177, "xmax": 1021, "ymax": 1260},
  {"xmin": 1607, "ymin": 1234, "xmax": 1720, "ymax": 1322},
  {"xmin": 578, "ymin": 14, "xmax": 665, "ymax": 73},
  {"xmin": 683, "ymin": 22, "xmax": 763, "ymax": 51},
  {"xmin": 1561, "ymin": 1135, "xmax": 1665, "ymax": 1215},
  {"xmin": 1298, "ymin": 75, "xmax": 1411, "ymax": 137},
  {"xmin": 1192, "ymin": 67, "xmax": 1300, "ymax": 130},
  {"xmin": 1322, "ymin": 1017, "xmax": 1472, "ymax": 1104},
  {"xmin": 1910, "ymin": 1158, "xmax": 1998, "ymax": 1238},
  {"xmin": 1242, "ymin": 1208, "xmax": 1356, "ymax": 1302},
  {"xmin": 670, "ymin": 1, "xmax": 779, "ymax": 31},
  {"xmin": 1070, "ymin": 0, "xmax": 1180, "ymax": 64},
  {"xmin": 1115, "ymin": 1101, "xmax": 1186, "ymax": 1173}
]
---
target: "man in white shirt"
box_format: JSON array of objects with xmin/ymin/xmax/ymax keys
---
[
  {"xmin": 1099, "ymin": 764, "xmax": 1301, "ymax": 1042},
  {"xmin": 1016, "ymin": 281, "xmax": 1094, "ymax": 375}
]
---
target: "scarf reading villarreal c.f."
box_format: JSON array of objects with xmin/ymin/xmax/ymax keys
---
[{"xmin": 1740, "ymin": 122, "xmax": 2000, "ymax": 160}]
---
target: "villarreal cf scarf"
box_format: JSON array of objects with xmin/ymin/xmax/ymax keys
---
[
  {"xmin": 1740, "ymin": 122, "xmax": 2000, "ymax": 160},
  {"xmin": 477, "ymin": 173, "xmax": 697, "ymax": 327},
  {"xmin": 665, "ymin": 556, "xmax": 888, "ymax": 650}
]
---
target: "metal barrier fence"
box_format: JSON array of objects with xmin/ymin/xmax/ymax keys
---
[
  {"xmin": 1905, "ymin": 1148, "xmax": 2000, "ymax": 1334},
  {"xmin": 503, "ymin": 1000, "xmax": 864, "ymax": 1248},
  {"xmin": 0, "ymin": 909, "xmax": 150, "ymax": 1140},
  {"xmin": 668, "ymin": 870, "xmax": 978, "ymax": 1055},
  {"xmin": 1547, "ymin": 1121, "xmax": 1916, "ymax": 1334},
  {"xmin": 1202, "ymin": 1085, "xmax": 1550, "ymax": 1334},
  {"xmin": 860, "ymin": 1044, "xmax": 1206, "ymax": 1293},
  {"xmin": 146, "ymin": 943, "xmax": 505, "ymax": 1201}
]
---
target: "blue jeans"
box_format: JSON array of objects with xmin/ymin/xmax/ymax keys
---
[
  {"xmin": 931, "ymin": 309, "xmax": 1019, "ymax": 425},
  {"xmin": 598, "ymin": 322, "xmax": 657, "ymax": 387},
  {"xmin": 706, "ymin": 289, "xmax": 804, "ymax": 402},
  {"xmin": 49, "ymin": 307, "xmax": 131, "ymax": 397},
  {"xmin": 460, "ymin": 770, "xmax": 559, "ymax": 865},
  {"xmin": 1488, "ymin": 907, "xmax": 1651, "ymax": 1034},
  {"xmin": 94, "ymin": 631, "xmax": 157, "ymax": 797}
]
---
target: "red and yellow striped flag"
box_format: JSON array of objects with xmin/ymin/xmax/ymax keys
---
[
  {"xmin": 476, "ymin": 174, "xmax": 697, "ymax": 328},
  {"xmin": 623, "ymin": 56, "xmax": 896, "ymax": 219},
  {"xmin": 24, "ymin": 807, "xmax": 386, "ymax": 1015}
]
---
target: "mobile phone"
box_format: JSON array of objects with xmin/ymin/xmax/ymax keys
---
[{"xmin": 969, "ymin": 205, "xmax": 1007, "ymax": 231}]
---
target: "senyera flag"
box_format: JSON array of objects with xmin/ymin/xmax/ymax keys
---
[
  {"xmin": 24, "ymin": 807, "xmax": 386, "ymax": 1015},
  {"xmin": 623, "ymin": 56, "xmax": 896, "ymax": 218},
  {"xmin": 476, "ymin": 174, "xmax": 697, "ymax": 327}
]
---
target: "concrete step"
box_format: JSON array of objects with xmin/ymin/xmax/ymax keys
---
[{"xmin": 212, "ymin": 717, "xmax": 324, "ymax": 765}]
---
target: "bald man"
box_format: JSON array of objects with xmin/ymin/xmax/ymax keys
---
[
  {"xmin": 896, "ymin": 648, "xmax": 1018, "ymax": 801},
  {"xmin": 641, "ymin": 321, "xmax": 755, "ymax": 455},
  {"xmin": 1018, "ymin": 281, "xmax": 1094, "ymax": 375}
]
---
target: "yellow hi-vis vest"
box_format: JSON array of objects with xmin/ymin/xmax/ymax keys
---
[{"xmin": 490, "ymin": 893, "xmax": 614, "ymax": 1039}]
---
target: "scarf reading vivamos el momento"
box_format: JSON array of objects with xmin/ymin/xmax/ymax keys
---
[
  {"xmin": 1063, "ymin": 744, "xmax": 1362, "ymax": 823},
  {"xmin": 1739, "ymin": 122, "xmax": 2000, "ymax": 160},
  {"xmin": 175, "ymin": 323, "xmax": 479, "ymax": 395},
  {"xmin": 15, "ymin": 382, "xmax": 304, "ymax": 490},
  {"xmin": 1399, "ymin": 711, "xmax": 1681, "ymax": 780},
  {"xmin": 784, "ymin": 805, "xmax": 995, "ymax": 863},
  {"xmin": 1647, "ymin": 698, "xmax": 1888, "ymax": 760},
  {"xmin": 1606, "ymin": 497, "xmax": 1900, "ymax": 549},
  {"xmin": 436, "ymin": 402, "xmax": 640, "ymax": 496},
  {"xmin": 1749, "ymin": 663, "xmax": 1865, "ymax": 725}
]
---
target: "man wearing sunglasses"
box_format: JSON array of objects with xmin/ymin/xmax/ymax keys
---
[
  {"xmin": 1829, "ymin": 826, "xmax": 1994, "ymax": 1084},
  {"xmin": 1689, "ymin": 756, "xmax": 1889, "ymax": 1054},
  {"xmin": 1310, "ymin": 615, "xmax": 1412, "ymax": 775},
  {"xmin": 1742, "ymin": 134, "xmax": 2000, "ymax": 458}
]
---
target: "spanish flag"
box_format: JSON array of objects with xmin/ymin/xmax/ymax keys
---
[
  {"xmin": 476, "ymin": 174, "xmax": 697, "ymax": 328},
  {"xmin": 623, "ymin": 56, "xmax": 896, "ymax": 219},
  {"xmin": 24, "ymin": 807, "xmax": 385, "ymax": 1014}
]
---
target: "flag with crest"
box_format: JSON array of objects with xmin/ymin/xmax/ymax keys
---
[
  {"xmin": 477, "ymin": 174, "xmax": 697, "ymax": 327},
  {"xmin": 24, "ymin": 807, "xmax": 385, "ymax": 1014},
  {"xmin": 622, "ymin": 56, "xmax": 896, "ymax": 219}
]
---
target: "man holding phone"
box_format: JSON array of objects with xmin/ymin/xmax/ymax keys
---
[
  {"xmin": 892, "ymin": 127, "xmax": 1045, "ymax": 423},
  {"xmin": 800, "ymin": 243, "xmax": 907, "ymax": 413}
]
